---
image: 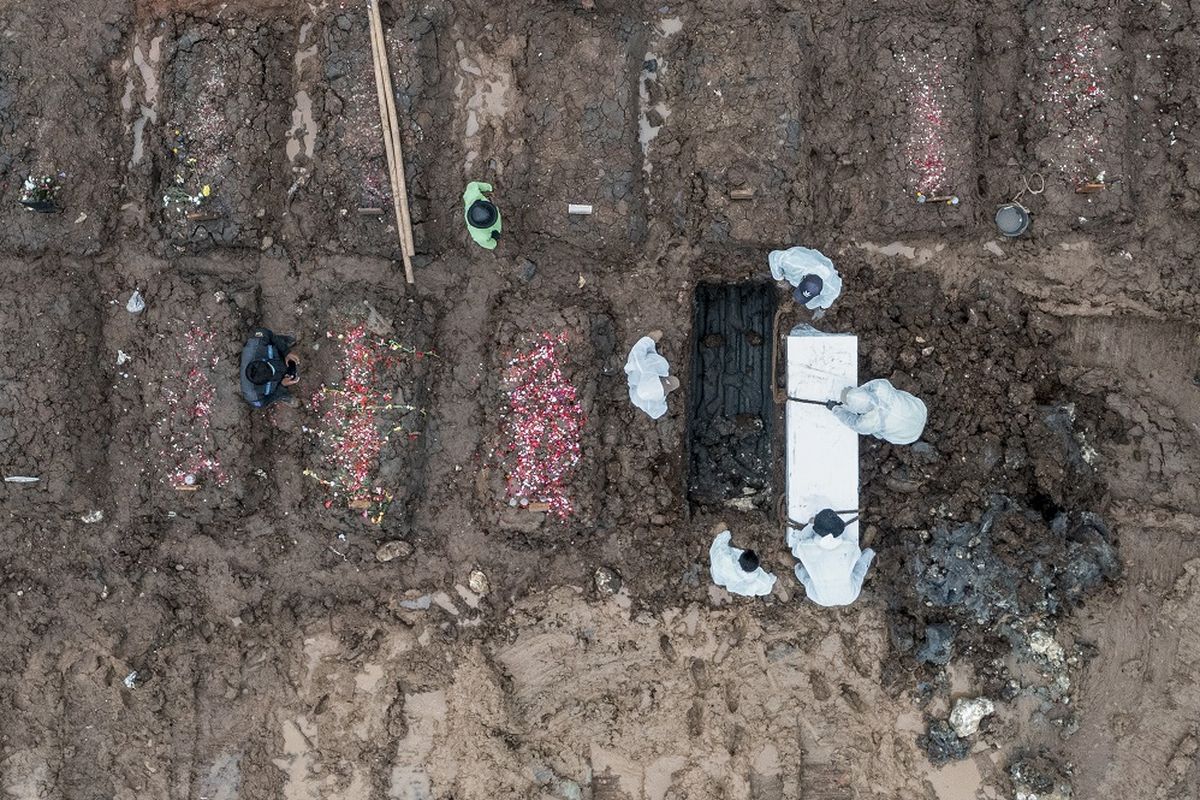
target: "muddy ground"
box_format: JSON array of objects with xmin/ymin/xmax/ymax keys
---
[{"xmin": 2, "ymin": 1, "xmax": 1200, "ymax": 799}]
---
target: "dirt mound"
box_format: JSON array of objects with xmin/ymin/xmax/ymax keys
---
[{"xmin": 815, "ymin": 264, "xmax": 1126, "ymax": 673}]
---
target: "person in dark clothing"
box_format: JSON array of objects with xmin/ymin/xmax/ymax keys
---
[{"xmin": 240, "ymin": 328, "xmax": 300, "ymax": 408}]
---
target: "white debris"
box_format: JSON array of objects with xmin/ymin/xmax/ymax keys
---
[
  {"xmin": 3, "ymin": 476, "xmax": 39, "ymax": 483},
  {"xmin": 126, "ymin": 290, "xmax": 145, "ymax": 314},
  {"xmin": 567, "ymin": 203, "xmax": 593, "ymax": 215},
  {"xmin": 468, "ymin": 568, "xmax": 490, "ymax": 595},
  {"xmin": 949, "ymin": 697, "xmax": 995, "ymax": 737},
  {"xmin": 123, "ymin": 671, "xmax": 139, "ymax": 689},
  {"xmin": 80, "ymin": 510, "xmax": 104, "ymax": 524},
  {"xmin": 116, "ymin": 350, "xmax": 132, "ymax": 366},
  {"xmin": 1030, "ymin": 630, "xmax": 1066, "ymax": 668}
]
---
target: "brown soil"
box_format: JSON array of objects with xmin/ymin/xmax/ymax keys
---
[{"xmin": 2, "ymin": 1, "xmax": 1200, "ymax": 799}]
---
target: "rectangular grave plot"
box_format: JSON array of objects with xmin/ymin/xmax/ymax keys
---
[
  {"xmin": 1028, "ymin": 3, "xmax": 1130, "ymax": 221},
  {"xmin": 686, "ymin": 15, "xmax": 811, "ymax": 244},
  {"xmin": 862, "ymin": 20, "xmax": 980, "ymax": 234},
  {"xmin": 291, "ymin": 8, "xmax": 454, "ymax": 256},
  {"xmin": 299, "ymin": 294, "xmax": 436, "ymax": 528},
  {"xmin": 0, "ymin": 266, "xmax": 108, "ymax": 505},
  {"xmin": 518, "ymin": 13, "xmax": 646, "ymax": 253},
  {"xmin": 0, "ymin": 13, "xmax": 125, "ymax": 255},
  {"xmin": 687, "ymin": 282, "xmax": 778, "ymax": 513},
  {"xmin": 481, "ymin": 300, "xmax": 614, "ymax": 534},
  {"xmin": 1129, "ymin": 38, "xmax": 1199, "ymax": 219},
  {"xmin": 156, "ymin": 19, "xmax": 294, "ymax": 250},
  {"xmin": 108, "ymin": 274, "xmax": 259, "ymax": 521}
]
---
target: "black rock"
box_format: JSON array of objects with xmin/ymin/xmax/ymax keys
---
[
  {"xmin": 917, "ymin": 623, "xmax": 955, "ymax": 666},
  {"xmin": 919, "ymin": 720, "xmax": 970, "ymax": 765}
]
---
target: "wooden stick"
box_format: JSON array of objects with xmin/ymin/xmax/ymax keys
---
[
  {"xmin": 374, "ymin": 9, "xmax": 416, "ymax": 261},
  {"xmin": 367, "ymin": 0, "xmax": 416, "ymax": 283}
]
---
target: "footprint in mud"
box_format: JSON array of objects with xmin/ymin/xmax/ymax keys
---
[
  {"xmin": 590, "ymin": 770, "xmax": 633, "ymax": 800},
  {"xmin": 809, "ymin": 670, "xmax": 832, "ymax": 701},
  {"xmin": 687, "ymin": 699, "xmax": 704, "ymax": 737},
  {"xmin": 690, "ymin": 657, "xmax": 709, "ymax": 690}
]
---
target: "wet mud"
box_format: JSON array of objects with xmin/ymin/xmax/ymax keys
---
[{"xmin": 3, "ymin": 1, "xmax": 1200, "ymax": 799}]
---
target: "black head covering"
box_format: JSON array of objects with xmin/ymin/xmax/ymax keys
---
[
  {"xmin": 467, "ymin": 199, "xmax": 498, "ymax": 228},
  {"xmin": 813, "ymin": 508, "xmax": 847, "ymax": 538},
  {"xmin": 793, "ymin": 274, "xmax": 824, "ymax": 303}
]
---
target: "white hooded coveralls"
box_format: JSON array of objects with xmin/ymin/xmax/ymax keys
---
[
  {"xmin": 709, "ymin": 531, "xmax": 777, "ymax": 597},
  {"xmin": 624, "ymin": 336, "xmax": 672, "ymax": 419},
  {"xmin": 787, "ymin": 523, "xmax": 875, "ymax": 607},
  {"xmin": 832, "ymin": 379, "xmax": 928, "ymax": 445},
  {"xmin": 767, "ymin": 247, "xmax": 843, "ymax": 310}
]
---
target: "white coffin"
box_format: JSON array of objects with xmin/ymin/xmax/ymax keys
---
[{"xmin": 785, "ymin": 325, "xmax": 859, "ymax": 543}]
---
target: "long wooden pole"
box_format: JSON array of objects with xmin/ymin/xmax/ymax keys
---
[
  {"xmin": 367, "ymin": 0, "xmax": 415, "ymax": 283},
  {"xmin": 373, "ymin": 4, "xmax": 415, "ymax": 260}
]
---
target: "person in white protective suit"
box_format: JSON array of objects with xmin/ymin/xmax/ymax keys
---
[
  {"xmin": 832, "ymin": 378, "xmax": 928, "ymax": 445},
  {"xmin": 709, "ymin": 529, "xmax": 777, "ymax": 597},
  {"xmin": 624, "ymin": 332, "xmax": 680, "ymax": 420},
  {"xmin": 789, "ymin": 509, "xmax": 875, "ymax": 607},
  {"xmin": 767, "ymin": 246, "xmax": 843, "ymax": 311}
]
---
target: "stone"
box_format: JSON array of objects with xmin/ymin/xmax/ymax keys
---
[
  {"xmin": 917, "ymin": 624, "xmax": 955, "ymax": 665},
  {"xmin": 949, "ymin": 697, "xmax": 995, "ymax": 737},
  {"xmin": 375, "ymin": 540, "xmax": 414, "ymax": 563},
  {"xmin": 468, "ymin": 569, "xmax": 490, "ymax": 595},
  {"xmin": 918, "ymin": 719, "xmax": 969, "ymax": 765},
  {"xmin": 594, "ymin": 566, "xmax": 621, "ymax": 596}
]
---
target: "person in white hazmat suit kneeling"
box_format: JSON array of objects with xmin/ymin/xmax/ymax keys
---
[
  {"xmin": 789, "ymin": 509, "xmax": 875, "ymax": 607},
  {"xmin": 709, "ymin": 529, "xmax": 777, "ymax": 597},
  {"xmin": 832, "ymin": 378, "xmax": 928, "ymax": 445}
]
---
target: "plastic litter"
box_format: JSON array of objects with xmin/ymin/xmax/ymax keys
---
[
  {"xmin": 3, "ymin": 476, "xmax": 39, "ymax": 483},
  {"xmin": 80, "ymin": 510, "xmax": 104, "ymax": 524},
  {"xmin": 832, "ymin": 379, "xmax": 928, "ymax": 445},
  {"xmin": 126, "ymin": 290, "xmax": 145, "ymax": 314},
  {"xmin": 624, "ymin": 336, "xmax": 672, "ymax": 419},
  {"xmin": 709, "ymin": 531, "xmax": 776, "ymax": 597},
  {"xmin": 567, "ymin": 203, "xmax": 593, "ymax": 215},
  {"xmin": 767, "ymin": 246, "xmax": 843, "ymax": 310}
]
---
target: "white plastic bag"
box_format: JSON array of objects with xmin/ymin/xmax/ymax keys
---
[
  {"xmin": 126, "ymin": 290, "xmax": 145, "ymax": 314},
  {"xmin": 767, "ymin": 246, "xmax": 843, "ymax": 309}
]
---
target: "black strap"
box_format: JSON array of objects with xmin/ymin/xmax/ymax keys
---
[{"xmin": 787, "ymin": 396, "xmax": 841, "ymax": 407}]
